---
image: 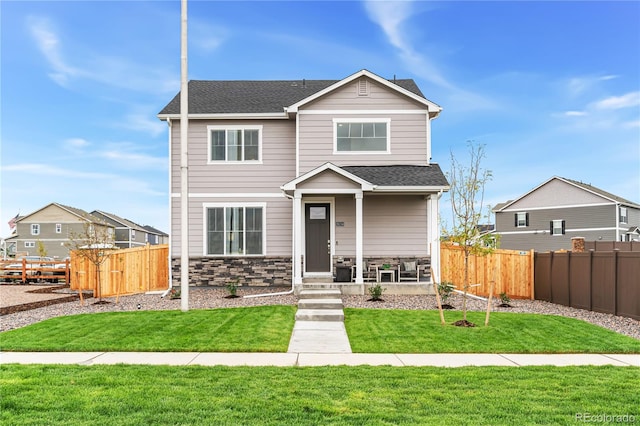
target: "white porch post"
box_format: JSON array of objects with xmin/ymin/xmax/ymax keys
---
[
  {"xmin": 355, "ymin": 192, "xmax": 364, "ymax": 284},
  {"xmin": 427, "ymin": 193, "xmax": 441, "ymax": 283},
  {"xmin": 293, "ymin": 191, "xmax": 303, "ymax": 286}
]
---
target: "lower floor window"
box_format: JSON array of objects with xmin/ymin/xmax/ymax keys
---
[{"xmin": 206, "ymin": 206, "xmax": 264, "ymax": 255}]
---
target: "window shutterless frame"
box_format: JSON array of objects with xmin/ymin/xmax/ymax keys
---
[
  {"xmin": 207, "ymin": 125, "xmax": 263, "ymax": 164},
  {"xmin": 203, "ymin": 202, "xmax": 267, "ymax": 256},
  {"xmin": 333, "ymin": 118, "xmax": 391, "ymax": 154}
]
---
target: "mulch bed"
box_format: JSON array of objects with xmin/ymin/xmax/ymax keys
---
[{"xmin": 0, "ymin": 285, "xmax": 80, "ymax": 316}]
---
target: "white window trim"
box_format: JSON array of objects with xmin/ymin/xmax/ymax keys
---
[
  {"xmin": 516, "ymin": 212, "xmax": 528, "ymax": 228},
  {"xmin": 333, "ymin": 118, "xmax": 391, "ymax": 155},
  {"xmin": 620, "ymin": 206, "xmax": 628, "ymax": 224},
  {"xmin": 202, "ymin": 202, "xmax": 267, "ymax": 256},
  {"xmin": 55, "ymin": 224, "xmax": 62, "ymax": 234},
  {"xmin": 25, "ymin": 241, "xmax": 35, "ymax": 248},
  {"xmin": 207, "ymin": 125, "xmax": 263, "ymax": 164},
  {"xmin": 31, "ymin": 224, "xmax": 40, "ymax": 236},
  {"xmin": 551, "ymin": 219, "xmax": 564, "ymax": 236}
]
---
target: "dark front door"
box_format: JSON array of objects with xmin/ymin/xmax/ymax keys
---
[{"xmin": 305, "ymin": 203, "xmax": 331, "ymax": 273}]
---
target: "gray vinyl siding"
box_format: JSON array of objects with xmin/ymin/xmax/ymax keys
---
[
  {"xmin": 508, "ymin": 178, "xmax": 608, "ymax": 210},
  {"xmin": 496, "ymin": 204, "xmax": 618, "ymax": 251},
  {"xmin": 298, "ymin": 113, "xmax": 429, "ymax": 174},
  {"xmin": 363, "ymin": 195, "xmax": 428, "ymax": 256},
  {"xmin": 170, "ymin": 119, "xmax": 296, "ymax": 194},
  {"xmin": 171, "ymin": 196, "xmax": 291, "ymax": 257},
  {"xmin": 304, "ymin": 77, "xmax": 428, "ymax": 110},
  {"xmin": 333, "ymin": 194, "xmax": 429, "ymax": 257}
]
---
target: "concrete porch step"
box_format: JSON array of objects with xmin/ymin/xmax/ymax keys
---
[
  {"xmin": 295, "ymin": 309, "xmax": 345, "ymax": 322},
  {"xmin": 298, "ymin": 288, "xmax": 342, "ymax": 299},
  {"xmin": 298, "ymin": 298, "xmax": 344, "ymax": 310}
]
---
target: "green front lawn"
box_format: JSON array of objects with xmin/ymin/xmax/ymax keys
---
[
  {"xmin": 2, "ymin": 306, "xmax": 639, "ymax": 354},
  {"xmin": 345, "ymin": 309, "xmax": 640, "ymax": 353},
  {"xmin": 0, "ymin": 306, "xmax": 296, "ymax": 352},
  {"xmin": 2, "ymin": 365, "xmax": 638, "ymax": 425}
]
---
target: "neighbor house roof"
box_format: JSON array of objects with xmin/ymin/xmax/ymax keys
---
[
  {"xmin": 92, "ymin": 210, "xmax": 147, "ymax": 232},
  {"xmin": 158, "ymin": 69, "xmax": 438, "ymax": 117},
  {"xmin": 493, "ymin": 176, "xmax": 640, "ymax": 212}
]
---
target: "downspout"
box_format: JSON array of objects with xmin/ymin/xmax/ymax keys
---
[{"xmin": 244, "ymin": 191, "xmax": 296, "ymax": 299}]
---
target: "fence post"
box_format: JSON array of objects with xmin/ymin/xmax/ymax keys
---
[
  {"xmin": 613, "ymin": 249, "xmax": 618, "ymax": 317},
  {"xmin": 588, "ymin": 250, "xmax": 593, "ymax": 311},
  {"xmin": 530, "ymin": 249, "xmax": 535, "ymax": 300}
]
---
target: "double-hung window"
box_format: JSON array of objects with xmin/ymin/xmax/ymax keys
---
[
  {"xmin": 31, "ymin": 224, "xmax": 40, "ymax": 236},
  {"xmin": 208, "ymin": 126, "xmax": 262, "ymax": 163},
  {"xmin": 334, "ymin": 119, "xmax": 390, "ymax": 153},
  {"xmin": 550, "ymin": 220, "xmax": 565, "ymax": 236},
  {"xmin": 620, "ymin": 207, "xmax": 628, "ymax": 224},
  {"xmin": 515, "ymin": 212, "xmax": 529, "ymax": 228},
  {"xmin": 206, "ymin": 204, "xmax": 265, "ymax": 255}
]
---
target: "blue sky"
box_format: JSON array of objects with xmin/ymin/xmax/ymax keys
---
[{"xmin": 1, "ymin": 0, "xmax": 639, "ymax": 237}]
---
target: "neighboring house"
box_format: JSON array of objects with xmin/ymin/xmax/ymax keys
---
[
  {"xmin": 158, "ymin": 69, "xmax": 450, "ymax": 292},
  {"xmin": 493, "ymin": 177, "xmax": 640, "ymax": 252},
  {"xmin": 91, "ymin": 210, "xmax": 167, "ymax": 248},
  {"xmin": 143, "ymin": 225, "xmax": 169, "ymax": 245},
  {"xmin": 3, "ymin": 203, "xmax": 115, "ymax": 259}
]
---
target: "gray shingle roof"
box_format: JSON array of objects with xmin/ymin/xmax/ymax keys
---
[
  {"xmin": 342, "ymin": 164, "xmax": 449, "ymax": 187},
  {"xmin": 158, "ymin": 79, "xmax": 426, "ymax": 115}
]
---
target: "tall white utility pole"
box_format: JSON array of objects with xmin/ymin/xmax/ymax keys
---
[{"xmin": 180, "ymin": 0, "xmax": 189, "ymax": 311}]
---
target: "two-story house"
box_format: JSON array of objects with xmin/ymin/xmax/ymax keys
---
[
  {"xmin": 493, "ymin": 176, "xmax": 640, "ymax": 251},
  {"xmin": 158, "ymin": 69, "xmax": 449, "ymax": 293},
  {"xmin": 3, "ymin": 203, "xmax": 115, "ymax": 259},
  {"xmin": 91, "ymin": 210, "xmax": 168, "ymax": 249}
]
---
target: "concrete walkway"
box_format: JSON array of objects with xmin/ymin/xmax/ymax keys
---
[{"xmin": 1, "ymin": 351, "xmax": 638, "ymax": 367}]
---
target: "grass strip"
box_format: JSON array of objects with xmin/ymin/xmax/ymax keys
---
[
  {"xmin": 1, "ymin": 364, "xmax": 638, "ymax": 425},
  {"xmin": 345, "ymin": 309, "xmax": 640, "ymax": 353},
  {"xmin": 0, "ymin": 305, "xmax": 296, "ymax": 352}
]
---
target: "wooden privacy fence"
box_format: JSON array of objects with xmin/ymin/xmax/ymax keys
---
[
  {"xmin": 535, "ymin": 250, "xmax": 640, "ymax": 320},
  {"xmin": 440, "ymin": 244, "xmax": 535, "ymax": 299},
  {"xmin": 70, "ymin": 244, "xmax": 169, "ymax": 298}
]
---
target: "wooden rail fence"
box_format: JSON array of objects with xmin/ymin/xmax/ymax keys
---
[
  {"xmin": 70, "ymin": 244, "xmax": 169, "ymax": 298},
  {"xmin": 440, "ymin": 244, "xmax": 535, "ymax": 299}
]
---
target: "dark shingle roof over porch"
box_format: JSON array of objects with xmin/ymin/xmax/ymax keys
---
[{"xmin": 342, "ymin": 165, "xmax": 449, "ymax": 187}]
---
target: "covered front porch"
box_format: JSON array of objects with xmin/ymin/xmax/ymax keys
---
[{"xmin": 281, "ymin": 163, "xmax": 448, "ymax": 294}]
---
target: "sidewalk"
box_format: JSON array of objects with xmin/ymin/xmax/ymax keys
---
[{"xmin": 1, "ymin": 351, "xmax": 638, "ymax": 367}]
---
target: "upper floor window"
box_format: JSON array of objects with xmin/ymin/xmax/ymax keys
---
[
  {"xmin": 131, "ymin": 230, "xmax": 136, "ymax": 239},
  {"xmin": 31, "ymin": 224, "xmax": 40, "ymax": 235},
  {"xmin": 208, "ymin": 126, "xmax": 262, "ymax": 163},
  {"xmin": 334, "ymin": 119, "xmax": 390, "ymax": 153},
  {"xmin": 620, "ymin": 207, "xmax": 628, "ymax": 224},
  {"xmin": 55, "ymin": 224, "xmax": 62, "ymax": 234},
  {"xmin": 551, "ymin": 220, "xmax": 565, "ymax": 236},
  {"xmin": 205, "ymin": 204, "xmax": 265, "ymax": 256},
  {"xmin": 515, "ymin": 212, "xmax": 529, "ymax": 228}
]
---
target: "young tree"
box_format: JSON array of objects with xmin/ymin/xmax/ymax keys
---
[
  {"xmin": 66, "ymin": 222, "xmax": 116, "ymax": 304},
  {"xmin": 446, "ymin": 141, "xmax": 494, "ymax": 326}
]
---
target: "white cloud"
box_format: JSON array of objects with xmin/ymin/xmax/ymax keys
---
[
  {"xmin": 64, "ymin": 138, "xmax": 91, "ymax": 149},
  {"xmin": 99, "ymin": 149, "xmax": 167, "ymax": 169},
  {"xmin": 363, "ymin": 0, "xmax": 454, "ymax": 90},
  {"xmin": 27, "ymin": 16, "xmax": 80, "ymax": 87},
  {"xmin": 121, "ymin": 113, "xmax": 167, "ymax": 137},
  {"xmin": 591, "ymin": 91, "xmax": 640, "ymax": 110},
  {"xmin": 567, "ymin": 74, "xmax": 618, "ymax": 97},
  {"xmin": 563, "ymin": 111, "xmax": 588, "ymax": 117},
  {"xmin": 26, "ymin": 15, "xmax": 177, "ymax": 95},
  {"xmin": 191, "ymin": 20, "xmax": 227, "ymax": 53},
  {"xmin": 2, "ymin": 163, "xmax": 112, "ymax": 179}
]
